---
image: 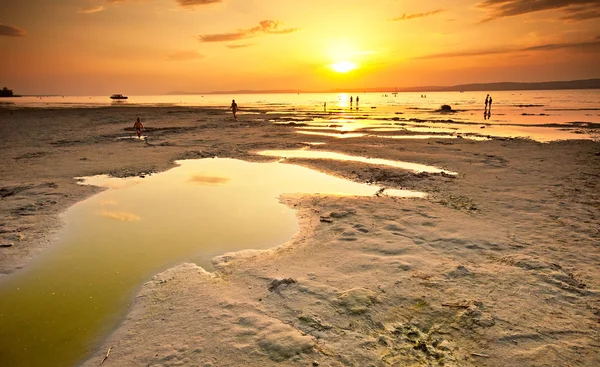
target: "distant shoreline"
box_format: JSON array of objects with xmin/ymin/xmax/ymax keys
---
[{"xmin": 168, "ymin": 78, "xmax": 600, "ymax": 95}]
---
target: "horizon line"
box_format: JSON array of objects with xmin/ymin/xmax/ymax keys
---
[{"xmin": 170, "ymin": 78, "xmax": 600, "ymax": 95}]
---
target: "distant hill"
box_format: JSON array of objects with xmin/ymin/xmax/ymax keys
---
[
  {"xmin": 168, "ymin": 78, "xmax": 600, "ymax": 95},
  {"xmin": 420, "ymin": 79, "xmax": 600, "ymax": 92}
]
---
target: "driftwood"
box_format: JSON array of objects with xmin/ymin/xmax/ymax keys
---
[{"xmin": 100, "ymin": 347, "xmax": 112, "ymax": 365}]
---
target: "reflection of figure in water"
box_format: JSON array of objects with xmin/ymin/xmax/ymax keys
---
[
  {"xmin": 133, "ymin": 117, "xmax": 144, "ymax": 138},
  {"xmin": 229, "ymin": 99, "xmax": 238, "ymax": 120}
]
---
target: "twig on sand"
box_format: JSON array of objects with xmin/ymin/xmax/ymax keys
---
[
  {"xmin": 441, "ymin": 303, "xmax": 470, "ymax": 309},
  {"xmin": 100, "ymin": 347, "xmax": 112, "ymax": 365},
  {"xmin": 471, "ymin": 352, "xmax": 490, "ymax": 358}
]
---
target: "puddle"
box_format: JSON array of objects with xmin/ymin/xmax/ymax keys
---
[
  {"xmin": 405, "ymin": 126, "xmax": 458, "ymax": 134},
  {"xmin": 297, "ymin": 130, "xmax": 367, "ymax": 138},
  {"xmin": 0, "ymin": 158, "xmax": 425, "ymax": 367},
  {"xmin": 257, "ymin": 150, "xmax": 457, "ymax": 175},
  {"xmin": 371, "ymin": 134, "xmax": 458, "ymax": 140},
  {"xmin": 296, "ymin": 129, "xmax": 487, "ymax": 142},
  {"xmin": 302, "ymin": 142, "xmax": 327, "ymax": 146},
  {"xmin": 116, "ymin": 135, "xmax": 147, "ymax": 141},
  {"xmin": 371, "ymin": 134, "xmax": 491, "ymax": 141}
]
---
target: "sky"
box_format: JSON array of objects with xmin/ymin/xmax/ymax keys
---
[{"xmin": 1, "ymin": 0, "xmax": 599, "ymax": 95}]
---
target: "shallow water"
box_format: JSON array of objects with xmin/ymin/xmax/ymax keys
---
[
  {"xmin": 0, "ymin": 158, "xmax": 425, "ymax": 367},
  {"xmin": 4, "ymin": 90, "xmax": 598, "ymax": 142},
  {"xmin": 258, "ymin": 150, "xmax": 457, "ymax": 175}
]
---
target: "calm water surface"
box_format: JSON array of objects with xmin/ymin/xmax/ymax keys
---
[
  {"xmin": 0, "ymin": 158, "xmax": 425, "ymax": 367},
  {"xmin": 4, "ymin": 90, "xmax": 598, "ymax": 141}
]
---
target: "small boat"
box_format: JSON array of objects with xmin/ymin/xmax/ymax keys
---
[{"xmin": 110, "ymin": 94, "xmax": 128, "ymax": 100}]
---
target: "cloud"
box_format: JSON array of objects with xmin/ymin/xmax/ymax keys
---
[
  {"xmin": 168, "ymin": 50, "xmax": 205, "ymax": 60},
  {"xmin": 227, "ymin": 44, "xmax": 254, "ymax": 49},
  {"xmin": 415, "ymin": 39, "xmax": 600, "ymax": 59},
  {"xmin": 99, "ymin": 200, "xmax": 118, "ymax": 206},
  {"xmin": 176, "ymin": 0, "xmax": 222, "ymax": 7},
  {"xmin": 189, "ymin": 175, "xmax": 230, "ymax": 185},
  {"xmin": 99, "ymin": 211, "xmax": 141, "ymax": 222},
  {"xmin": 477, "ymin": 0, "xmax": 600, "ymax": 22},
  {"xmin": 0, "ymin": 24, "xmax": 27, "ymax": 37},
  {"xmin": 522, "ymin": 40, "xmax": 600, "ymax": 51},
  {"xmin": 78, "ymin": 6, "xmax": 105, "ymax": 13},
  {"xmin": 390, "ymin": 9, "xmax": 444, "ymax": 21},
  {"xmin": 103, "ymin": 0, "xmax": 221, "ymax": 7},
  {"xmin": 198, "ymin": 20, "xmax": 298, "ymax": 43}
]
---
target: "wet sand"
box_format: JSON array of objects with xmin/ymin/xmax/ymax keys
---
[{"xmin": 0, "ymin": 106, "xmax": 599, "ymax": 366}]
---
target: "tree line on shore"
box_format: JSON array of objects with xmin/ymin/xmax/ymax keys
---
[{"xmin": 0, "ymin": 87, "xmax": 15, "ymax": 97}]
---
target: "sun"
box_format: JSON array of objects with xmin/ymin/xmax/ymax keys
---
[{"xmin": 330, "ymin": 61, "xmax": 357, "ymax": 73}]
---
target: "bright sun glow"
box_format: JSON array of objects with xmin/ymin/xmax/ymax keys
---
[{"xmin": 331, "ymin": 61, "xmax": 357, "ymax": 73}]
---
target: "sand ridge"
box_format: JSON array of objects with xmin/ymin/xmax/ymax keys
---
[{"xmin": 0, "ymin": 106, "xmax": 599, "ymax": 366}]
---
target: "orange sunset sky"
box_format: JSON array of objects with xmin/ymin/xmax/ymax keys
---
[{"xmin": 1, "ymin": 0, "xmax": 599, "ymax": 95}]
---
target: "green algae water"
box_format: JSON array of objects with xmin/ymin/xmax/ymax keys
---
[{"xmin": 0, "ymin": 158, "xmax": 424, "ymax": 367}]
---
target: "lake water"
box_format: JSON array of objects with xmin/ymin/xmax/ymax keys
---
[
  {"xmin": 2, "ymin": 90, "xmax": 598, "ymax": 142},
  {"xmin": 0, "ymin": 158, "xmax": 426, "ymax": 367}
]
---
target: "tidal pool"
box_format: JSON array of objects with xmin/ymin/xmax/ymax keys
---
[
  {"xmin": 0, "ymin": 158, "xmax": 425, "ymax": 367},
  {"xmin": 258, "ymin": 150, "xmax": 458, "ymax": 175}
]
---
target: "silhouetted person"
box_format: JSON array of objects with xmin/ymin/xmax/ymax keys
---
[
  {"xmin": 324, "ymin": 102, "xmax": 327, "ymax": 112},
  {"xmin": 229, "ymin": 99, "xmax": 238, "ymax": 120},
  {"xmin": 488, "ymin": 96, "xmax": 493, "ymax": 114},
  {"xmin": 350, "ymin": 96, "xmax": 353, "ymax": 106},
  {"xmin": 485, "ymin": 94, "xmax": 489, "ymax": 112},
  {"xmin": 133, "ymin": 117, "xmax": 144, "ymax": 138},
  {"xmin": 356, "ymin": 96, "xmax": 359, "ymax": 104}
]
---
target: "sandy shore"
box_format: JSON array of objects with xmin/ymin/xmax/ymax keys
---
[{"xmin": 1, "ymin": 106, "xmax": 599, "ymax": 366}]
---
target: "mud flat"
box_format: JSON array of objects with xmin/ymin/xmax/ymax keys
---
[{"xmin": 0, "ymin": 106, "xmax": 598, "ymax": 366}]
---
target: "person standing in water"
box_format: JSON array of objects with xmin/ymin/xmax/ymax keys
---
[
  {"xmin": 350, "ymin": 96, "xmax": 353, "ymax": 107},
  {"xmin": 229, "ymin": 99, "xmax": 238, "ymax": 120},
  {"xmin": 488, "ymin": 96, "xmax": 493, "ymax": 117},
  {"xmin": 133, "ymin": 117, "xmax": 144, "ymax": 138},
  {"xmin": 485, "ymin": 94, "xmax": 489, "ymax": 112}
]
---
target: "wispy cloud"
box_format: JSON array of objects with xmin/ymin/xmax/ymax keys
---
[
  {"xmin": 99, "ymin": 200, "xmax": 118, "ymax": 206},
  {"xmin": 0, "ymin": 24, "xmax": 27, "ymax": 37},
  {"xmin": 227, "ymin": 44, "xmax": 254, "ymax": 49},
  {"xmin": 104, "ymin": 0, "xmax": 221, "ymax": 7},
  {"xmin": 198, "ymin": 20, "xmax": 298, "ymax": 43},
  {"xmin": 78, "ymin": 6, "xmax": 105, "ymax": 14},
  {"xmin": 99, "ymin": 211, "xmax": 141, "ymax": 222},
  {"xmin": 415, "ymin": 39, "xmax": 600, "ymax": 59},
  {"xmin": 189, "ymin": 175, "xmax": 230, "ymax": 185},
  {"xmin": 168, "ymin": 50, "xmax": 205, "ymax": 61},
  {"xmin": 522, "ymin": 40, "xmax": 600, "ymax": 51},
  {"xmin": 478, "ymin": 0, "xmax": 600, "ymax": 22},
  {"xmin": 176, "ymin": 0, "xmax": 222, "ymax": 7},
  {"xmin": 390, "ymin": 9, "xmax": 444, "ymax": 21}
]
